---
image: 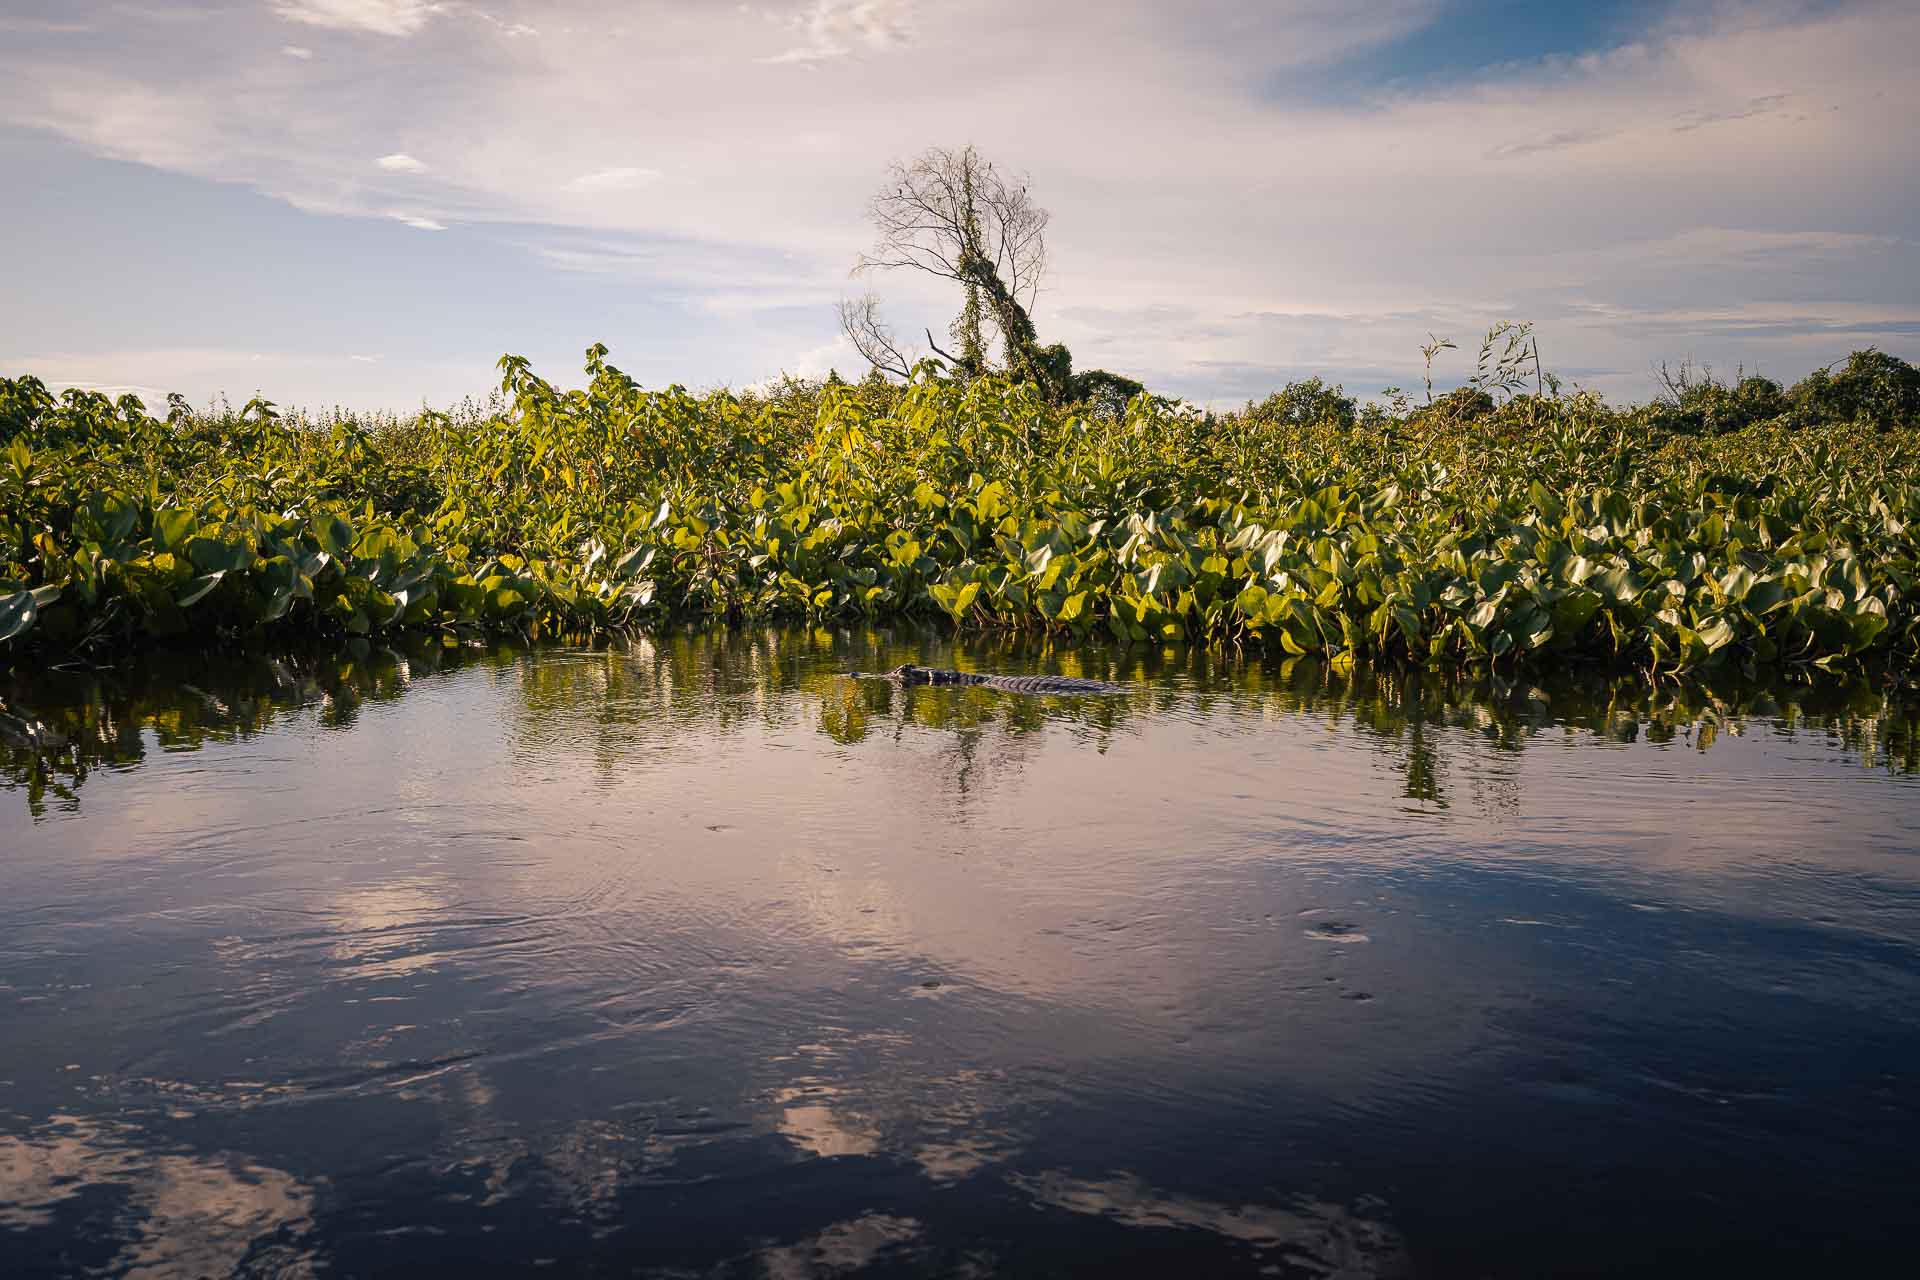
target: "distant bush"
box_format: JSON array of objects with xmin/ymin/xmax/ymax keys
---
[
  {"xmin": 1787, "ymin": 349, "xmax": 1920, "ymax": 431},
  {"xmin": 1639, "ymin": 350, "xmax": 1920, "ymax": 436},
  {"xmin": 1411, "ymin": 386, "xmax": 1497, "ymax": 428},
  {"xmin": 1637, "ymin": 362, "xmax": 1785, "ymax": 436},
  {"xmin": 1243, "ymin": 378, "xmax": 1358, "ymax": 429}
]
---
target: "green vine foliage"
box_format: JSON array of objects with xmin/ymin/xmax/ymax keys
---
[{"xmin": 3, "ymin": 346, "xmax": 1920, "ymax": 674}]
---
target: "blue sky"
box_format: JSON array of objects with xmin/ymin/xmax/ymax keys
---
[{"xmin": 2, "ymin": 0, "xmax": 1915, "ymax": 410}]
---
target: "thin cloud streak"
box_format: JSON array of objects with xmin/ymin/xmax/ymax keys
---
[
  {"xmin": 563, "ymin": 166, "xmax": 660, "ymax": 194},
  {"xmin": 271, "ymin": 1, "xmax": 442, "ymax": 37},
  {"xmin": 760, "ymin": 0, "xmax": 920, "ymax": 65}
]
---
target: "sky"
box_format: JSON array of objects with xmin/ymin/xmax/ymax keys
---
[{"xmin": 1, "ymin": 0, "xmax": 1916, "ymax": 411}]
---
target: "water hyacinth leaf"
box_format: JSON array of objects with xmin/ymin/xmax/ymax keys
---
[
  {"xmin": 1552, "ymin": 590, "xmax": 1603, "ymax": 637},
  {"xmin": 1528, "ymin": 481, "xmax": 1563, "ymax": 522},
  {"xmin": 186, "ymin": 538, "xmax": 253, "ymax": 575},
  {"xmin": 175, "ymin": 571, "xmax": 226, "ymax": 607},
  {"xmin": 1590, "ymin": 564, "xmax": 1642, "ymax": 604},
  {"xmin": 356, "ymin": 527, "xmax": 410, "ymax": 564},
  {"xmin": 610, "ymin": 545, "xmax": 654, "ymax": 579},
  {"xmin": 1719, "ymin": 566, "xmax": 1756, "ymax": 603},
  {"xmin": 0, "ymin": 590, "xmax": 36, "ymax": 642},
  {"xmin": 1851, "ymin": 611, "xmax": 1889, "ymax": 650},
  {"xmin": 153, "ymin": 508, "xmax": 196, "ymax": 552},
  {"xmin": 316, "ymin": 515, "xmax": 355, "ymax": 557}
]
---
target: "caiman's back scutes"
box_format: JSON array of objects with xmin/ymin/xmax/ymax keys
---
[{"xmin": 850, "ymin": 664, "xmax": 1121, "ymax": 695}]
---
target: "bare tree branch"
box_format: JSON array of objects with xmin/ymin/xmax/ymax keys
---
[
  {"xmin": 837, "ymin": 294, "xmax": 914, "ymax": 381},
  {"xmin": 924, "ymin": 327, "xmax": 959, "ymax": 367},
  {"xmin": 854, "ymin": 144, "xmax": 1050, "ymax": 316}
]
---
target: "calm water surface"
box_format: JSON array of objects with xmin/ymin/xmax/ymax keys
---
[{"xmin": 3, "ymin": 633, "xmax": 1918, "ymax": 1277}]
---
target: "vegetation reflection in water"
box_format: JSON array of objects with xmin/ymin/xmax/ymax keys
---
[
  {"xmin": 3, "ymin": 632, "xmax": 1919, "ymax": 1276},
  {"xmin": 5, "ymin": 627, "xmax": 1916, "ymax": 819}
]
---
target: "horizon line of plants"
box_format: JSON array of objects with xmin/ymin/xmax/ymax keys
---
[{"xmin": 4, "ymin": 339, "xmax": 1920, "ymax": 676}]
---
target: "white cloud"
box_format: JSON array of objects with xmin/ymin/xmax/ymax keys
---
[
  {"xmin": 390, "ymin": 213, "xmax": 446, "ymax": 230},
  {"xmin": 271, "ymin": 1, "xmax": 441, "ymax": 37},
  {"xmin": 0, "ymin": 0, "xmax": 1914, "ymax": 406},
  {"xmin": 376, "ymin": 152, "xmax": 427, "ymax": 172},
  {"xmin": 281, "ymin": 44, "xmax": 314, "ymax": 58},
  {"xmin": 0, "ymin": 347, "xmax": 489, "ymax": 414},
  {"xmin": 762, "ymin": 0, "xmax": 918, "ymax": 65},
  {"xmin": 562, "ymin": 166, "xmax": 660, "ymax": 194},
  {"xmin": 750, "ymin": 335, "xmax": 863, "ymax": 388}
]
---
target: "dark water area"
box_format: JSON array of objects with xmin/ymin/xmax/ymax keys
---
[{"xmin": 3, "ymin": 633, "xmax": 1919, "ymax": 1278}]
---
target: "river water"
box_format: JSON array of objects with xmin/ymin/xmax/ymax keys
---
[{"xmin": 2, "ymin": 632, "xmax": 1917, "ymax": 1277}]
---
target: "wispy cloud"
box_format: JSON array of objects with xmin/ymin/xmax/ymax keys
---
[
  {"xmin": 468, "ymin": 8, "xmax": 536, "ymax": 38},
  {"xmin": 761, "ymin": 0, "xmax": 918, "ymax": 65},
  {"xmin": 563, "ymin": 166, "xmax": 660, "ymax": 194},
  {"xmin": 1671, "ymin": 92, "xmax": 1788, "ymax": 133},
  {"xmin": 1487, "ymin": 128, "xmax": 1609, "ymax": 159},
  {"xmin": 376, "ymin": 152, "xmax": 427, "ymax": 173},
  {"xmin": 272, "ymin": 1, "xmax": 442, "ymax": 38},
  {"xmin": 281, "ymin": 44, "xmax": 314, "ymax": 58},
  {"xmin": 390, "ymin": 213, "xmax": 446, "ymax": 231},
  {"xmin": 0, "ymin": 16, "xmax": 97, "ymax": 34}
]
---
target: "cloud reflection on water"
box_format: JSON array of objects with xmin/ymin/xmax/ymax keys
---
[
  {"xmin": 0, "ymin": 1114, "xmax": 316, "ymax": 1278},
  {"xmin": 2, "ymin": 633, "xmax": 1918, "ymax": 1274}
]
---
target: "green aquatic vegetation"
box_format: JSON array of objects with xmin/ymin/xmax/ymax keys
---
[{"xmin": 3, "ymin": 345, "xmax": 1920, "ymax": 673}]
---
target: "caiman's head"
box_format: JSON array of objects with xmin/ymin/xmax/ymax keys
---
[{"xmin": 850, "ymin": 664, "xmax": 930, "ymax": 684}]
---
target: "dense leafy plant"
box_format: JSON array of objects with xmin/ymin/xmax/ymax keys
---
[{"xmin": 4, "ymin": 345, "xmax": 1919, "ymax": 674}]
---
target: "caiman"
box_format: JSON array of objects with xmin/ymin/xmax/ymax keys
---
[{"xmin": 850, "ymin": 664, "xmax": 1121, "ymax": 695}]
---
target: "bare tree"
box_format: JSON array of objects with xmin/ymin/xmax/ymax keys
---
[
  {"xmin": 858, "ymin": 145, "xmax": 1048, "ymax": 310},
  {"xmin": 838, "ymin": 144, "xmax": 1142, "ymax": 411},
  {"xmin": 843, "ymin": 145, "xmax": 1051, "ymax": 382}
]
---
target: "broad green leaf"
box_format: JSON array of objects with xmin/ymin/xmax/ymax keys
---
[
  {"xmin": 0, "ymin": 590, "xmax": 36, "ymax": 643},
  {"xmin": 153, "ymin": 508, "xmax": 196, "ymax": 551},
  {"xmin": 315, "ymin": 515, "xmax": 355, "ymax": 557},
  {"xmin": 176, "ymin": 571, "xmax": 226, "ymax": 607}
]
